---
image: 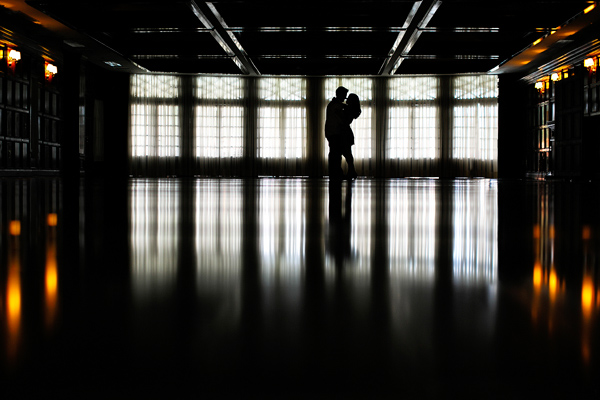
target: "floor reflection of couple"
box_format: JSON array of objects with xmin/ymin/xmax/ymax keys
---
[
  {"xmin": 325, "ymin": 86, "xmax": 361, "ymax": 181},
  {"xmin": 327, "ymin": 179, "xmax": 353, "ymax": 264}
]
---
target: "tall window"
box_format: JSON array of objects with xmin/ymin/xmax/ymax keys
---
[
  {"xmin": 130, "ymin": 75, "xmax": 181, "ymax": 158},
  {"xmin": 324, "ymin": 78, "xmax": 374, "ymax": 175},
  {"xmin": 387, "ymin": 76, "xmax": 440, "ymax": 176},
  {"xmin": 195, "ymin": 77, "xmax": 244, "ymax": 159},
  {"xmin": 195, "ymin": 77, "xmax": 244, "ymax": 175},
  {"xmin": 452, "ymin": 75, "xmax": 498, "ymax": 176},
  {"xmin": 257, "ymin": 78, "xmax": 307, "ymax": 175}
]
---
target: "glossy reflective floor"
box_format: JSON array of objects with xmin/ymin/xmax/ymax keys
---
[{"xmin": 1, "ymin": 177, "xmax": 600, "ymax": 398}]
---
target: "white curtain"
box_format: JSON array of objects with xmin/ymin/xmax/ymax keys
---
[
  {"xmin": 128, "ymin": 74, "xmax": 499, "ymax": 178},
  {"xmin": 386, "ymin": 76, "xmax": 440, "ymax": 177},
  {"xmin": 195, "ymin": 76, "xmax": 245, "ymax": 176},
  {"xmin": 129, "ymin": 75, "xmax": 182, "ymax": 177},
  {"xmin": 451, "ymin": 75, "xmax": 498, "ymax": 177},
  {"xmin": 257, "ymin": 78, "xmax": 307, "ymax": 176}
]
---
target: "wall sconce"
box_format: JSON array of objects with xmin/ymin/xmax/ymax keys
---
[
  {"xmin": 7, "ymin": 48, "xmax": 21, "ymax": 71},
  {"xmin": 551, "ymin": 72, "xmax": 560, "ymax": 82},
  {"xmin": 584, "ymin": 57, "xmax": 597, "ymax": 73},
  {"xmin": 45, "ymin": 62, "xmax": 57, "ymax": 82},
  {"xmin": 535, "ymin": 81, "xmax": 545, "ymax": 93}
]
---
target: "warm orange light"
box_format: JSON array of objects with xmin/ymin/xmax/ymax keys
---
[
  {"xmin": 45, "ymin": 247, "xmax": 58, "ymax": 328},
  {"xmin": 583, "ymin": 225, "xmax": 592, "ymax": 240},
  {"xmin": 582, "ymin": 275, "xmax": 595, "ymax": 317},
  {"xmin": 549, "ymin": 269, "xmax": 558, "ymax": 297},
  {"xmin": 7, "ymin": 245, "xmax": 21, "ymax": 361},
  {"xmin": 535, "ymin": 81, "xmax": 544, "ymax": 91},
  {"xmin": 533, "ymin": 38, "xmax": 543, "ymax": 46},
  {"xmin": 47, "ymin": 213, "xmax": 58, "ymax": 227},
  {"xmin": 533, "ymin": 224, "xmax": 541, "ymax": 238},
  {"xmin": 533, "ymin": 262, "xmax": 543, "ymax": 289},
  {"xmin": 45, "ymin": 62, "xmax": 57, "ymax": 81},
  {"xmin": 9, "ymin": 220, "xmax": 21, "ymax": 236},
  {"xmin": 551, "ymin": 72, "xmax": 560, "ymax": 81},
  {"xmin": 584, "ymin": 4, "xmax": 596, "ymax": 14},
  {"xmin": 584, "ymin": 57, "xmax": 597, "ymax": 73},
  {"xmin": 7, "ymin": 48, "xmax": 21, "ymax": 62}
]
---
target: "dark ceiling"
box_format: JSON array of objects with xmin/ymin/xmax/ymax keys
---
[{"xmin": 24, "ymin": 0, "xmax": 600, "ymax": 76}]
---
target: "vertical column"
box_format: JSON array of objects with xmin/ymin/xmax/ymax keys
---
[
  {"xmin": 374, "ymin": 77, "xmax": 389, "ymax": 178},
  {"xmin": 306, "ymin": 77, "xmax": 325, "ymax": 178},
  {"xmin": 29, "ymin": 58, "xmax": 40, "ymax": 170},
  {"xmin": 60, "ymin": 51, "xmax": 82, "ymax": 179},
  {"xmin": 244, "ymin": 77, "xmax": 258, "ymax": 177},
  {"xmin": 498, "ymin": 74, "xmax": 529, "ymax": 179},
  {"xmin": 180, "ymin": 75, "xmax": 194, "ymax": 177},
  {"xmin": 439, "ymin": 75, "xmax": 452, "ymax": 178}
]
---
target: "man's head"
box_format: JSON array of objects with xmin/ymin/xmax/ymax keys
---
[{"xmin": 335, "ymin": 86, "xmax": 349, "ymax": 100}]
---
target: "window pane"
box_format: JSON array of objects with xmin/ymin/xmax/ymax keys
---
[
  {"xmin": 452, "ymin": 75, "xmax": 498, "ymax": 161},
  {"xmin": 387, "ymin": 77, "xmax": 440, "ymax": 160}
]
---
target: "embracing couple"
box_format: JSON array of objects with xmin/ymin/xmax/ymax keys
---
[{"xmin": 325, "ymin": 86, "xmax": 361, "ymax": 181}]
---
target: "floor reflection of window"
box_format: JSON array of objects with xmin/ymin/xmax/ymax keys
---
[
  {"xmin": 324, "ymin": 181, "xmax": 372, "ymax": 285},
  {"xmin": 452, "ymin": 180, "xmax": 498, "ymax": 285},
  {"xmin": 130, "ymin": 179, "xmax": 180, "ymax": 298},
  {"xmin": 195, "ymin": 180, "xmax": 242, "ymax": 320},
  {"xmin": 388, "ymin": 180, "xmax": 437, "ymax": 280},
  {"xmin": 259, "ymin": 180, "xmax": 305, "ymax": 286}
]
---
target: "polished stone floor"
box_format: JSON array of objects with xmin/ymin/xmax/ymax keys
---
[{"xmin": 1, "ymin": 177, "xmax": 599, "ymax": 398}]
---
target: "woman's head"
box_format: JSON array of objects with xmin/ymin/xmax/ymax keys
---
[{"xmin": 347, "ymin": 93, "xmax": 360, "ymax": 106}]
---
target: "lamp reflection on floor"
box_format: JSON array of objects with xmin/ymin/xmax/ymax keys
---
[
  {"xmin": 45, "ymin": 213, "xmax": 58, "ymax": 332},
  {"xmin": 7, "ymin": 221, "xmax": 21, "ymax": 364}
]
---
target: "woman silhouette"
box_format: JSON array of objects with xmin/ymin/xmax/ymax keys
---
[{"xmin": 343, "ymin": 93, "xmax": 361, "ymax": 180}]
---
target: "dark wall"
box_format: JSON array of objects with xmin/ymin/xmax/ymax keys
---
[{"xmin": 498, "ymin": 74, "xmax": 528, "ymax": 179}]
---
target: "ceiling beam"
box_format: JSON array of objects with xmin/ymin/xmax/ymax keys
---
[
  {"xmin": 379, "ymin": 0, "xmax": 442, "ymax": 75},
  {"xmin": 189, "ymin": 0, "xmax": 260, "ymax": 75}
]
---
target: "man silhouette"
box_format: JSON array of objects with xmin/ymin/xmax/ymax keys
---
[
  {"xmin": 325, "ymin": 86, "xmax": 358, "ymax": 180},
  {"xmin": 325, "ymin": 86, "xmax": 349, "ymax": 180}
]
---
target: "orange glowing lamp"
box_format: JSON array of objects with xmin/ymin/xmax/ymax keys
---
[
  {"xmin": 584, "ymin": 57, "xmax": 597, "ymax": 73},
  {"xmin": 45, "ymin": 62, "xmax": 57, "ymax": 81}
]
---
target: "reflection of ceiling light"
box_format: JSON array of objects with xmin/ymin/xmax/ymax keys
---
[
  {"xmin": 584, "ymin": 4, "xmax": 596, "ymax": 14},
  {"xmin": 64, "ymin": 40, "xmax": 85, "ymax": 48},
  {"xmin": 104, "ymin": 61, "xmax": 122, "ymax": 67}
]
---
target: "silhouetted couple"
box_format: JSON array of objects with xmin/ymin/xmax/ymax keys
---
[{"xmin": 325, "ymin": 86, "xmax": 361, "ymax": 181}]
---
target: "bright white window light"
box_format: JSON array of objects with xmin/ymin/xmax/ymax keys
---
[
  {"xmin": 452, "ymin": 75, "xmax": 498, "ymax": 161},
  {"xmin": 258, "ymin": 78, "xmax": 307, "ymax": 160},
  {"xmin": 387, "ymin": 76, "xmax": 440, "ymax": 160},
  {"xmin": 130, "ymin": 75, "xmax": 181, "ymax": 157}
]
